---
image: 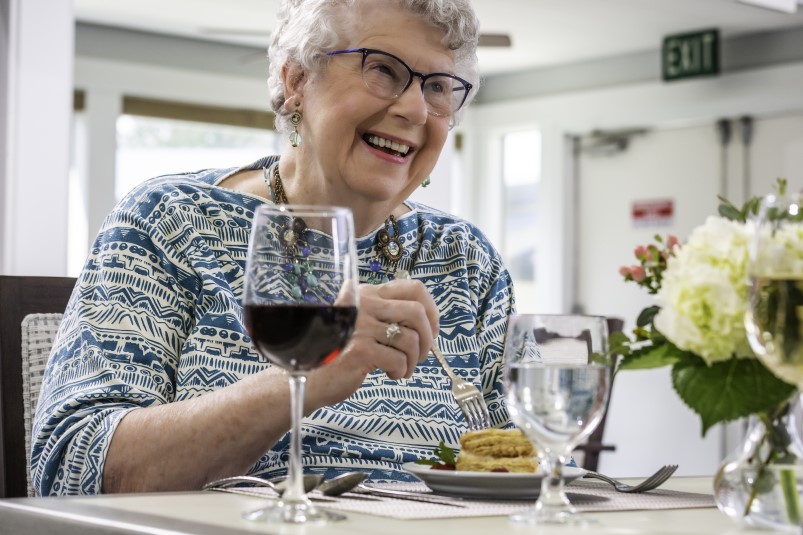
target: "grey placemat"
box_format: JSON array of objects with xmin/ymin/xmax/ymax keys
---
[{"xmin": 214, "ymin": 480, "xmax": 715, "ymax": 520}]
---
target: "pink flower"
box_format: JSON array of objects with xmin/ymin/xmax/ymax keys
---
[
  {"xmin": 619, "ymin": 266, "xmax": 631, "ymax": 278},
  {"xmin": 667, "ymin": 235, "xmax": 679, "ymax": 249},
  {"xmin": 630, "ymin": 265, "xmax": 646, "ymax": 282},
  {"xmin": 634, "ymin": 245, "xmax": 648, "ymax": 259}
]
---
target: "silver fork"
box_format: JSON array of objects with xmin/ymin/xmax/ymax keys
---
[
  {"xmin": 582, "ymin": 464, "xmax": 678, "ymax": 493},
  {"xmin": 396, "ymin": 270, "xmax": 491, "ymax": 431},
  {"xmin": 431, "ymin": 343, "xmax": 491, "ymax": 431}
]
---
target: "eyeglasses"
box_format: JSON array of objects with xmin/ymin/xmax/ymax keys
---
[{"xmin": 325, "ymin": 48, "xmax": 472, "ymax": 118}]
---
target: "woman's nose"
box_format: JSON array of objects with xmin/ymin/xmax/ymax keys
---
[{"xmin": 389, "ymin": 80, "xmax": 429, "ymax": 125}]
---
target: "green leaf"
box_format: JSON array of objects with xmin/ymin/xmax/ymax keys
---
[
  {"xmin": 417, "ymin": 440, "xmax": 457, "ymax": 467},
  {"xmin": 753, "ymin": 469, "xmax": 777, "ymax": 494},
  {"xmin": 434, "ymin": 440, "xmax": 457, "ymax": 467},
  {"xmin": 671, "ymin": 358, "xmax": 797, "ymax": 435},
  {"xmin": 718, "ymin": 200, "xmax": 744, "ymax": 222},
  {"xmin": 743, "ymin": 197, "xmax": 762, "ymax": 219},
  {"xmin": 608, "ymin": 331, "xmax": 631, "ymax": 357},
  {"xmin": 769, "ymin": 417, "xmax": 792, "ymax": 452},
  {"xmin": 636, "ymin": 306, "xmax": 660, "ymax": 328},
  {"xmin": 619, "ymin": 341, "xmax": 685, "ymax": 370},
  {"xmin": 776, "ymin": 177, "xmax": 788, "ymax": 196}
]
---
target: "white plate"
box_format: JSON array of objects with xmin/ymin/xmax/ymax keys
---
[{"xmin": 403, "ymin": 462, "xmax": 587, "ymax": 500}]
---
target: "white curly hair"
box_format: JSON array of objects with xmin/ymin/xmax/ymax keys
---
[{"xmin": 267, "ymin": 0, "xmax": 480, "ymax": 133}]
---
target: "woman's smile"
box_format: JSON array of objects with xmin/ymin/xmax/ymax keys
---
[{"xmin": 362, "ymin": 132, "xmax": 416, "ymax": 164}]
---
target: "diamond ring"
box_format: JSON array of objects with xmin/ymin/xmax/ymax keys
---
[{"xmin": 385, "ymin": 322, "xmax": 401, "ymax": 344}]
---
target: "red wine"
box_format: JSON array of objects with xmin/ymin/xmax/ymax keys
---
[{"xmin": 244, "ymin": 304, "xmax": 357, "ymax": 372}]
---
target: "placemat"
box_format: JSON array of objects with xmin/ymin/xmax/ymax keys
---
[{"xmin": 212, "ymin": 480, "xmax": 715, "ymax": 520}]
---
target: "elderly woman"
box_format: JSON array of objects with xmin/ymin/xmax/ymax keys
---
[{"xmin": 31, "ymin": 0, "xmax": 515, "ymax": 495}]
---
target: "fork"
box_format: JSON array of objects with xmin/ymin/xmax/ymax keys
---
[
  {"xmin": 582, "ymin": 464, "xmax": 678, "ymax": 493},
  {"xmin": 396, "ymin": 270, "xmax": 491, "ymax": 431},
  {"xmin": 431, "ymin": 343, "xmax": 491, "ymax": 431}
]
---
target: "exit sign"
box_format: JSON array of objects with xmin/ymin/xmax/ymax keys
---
[{"xmin": 662, "ymin": 29, "xmax": 719, "ymax": 81}]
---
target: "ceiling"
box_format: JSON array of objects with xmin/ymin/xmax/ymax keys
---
[{"xmin": 73, "ymin": 0, "xmax": 803, "ymax": 76}]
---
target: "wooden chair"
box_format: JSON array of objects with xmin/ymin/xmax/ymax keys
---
[
  {"xmin": 0, "ymin": 276, "xmax": 76, "ymax": 498},
  {"xmin": 572, "ymin": 317, "xmax": 624, "ymax": 472}
]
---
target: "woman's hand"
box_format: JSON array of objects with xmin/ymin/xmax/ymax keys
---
[{"xmin": 305, "ymin": 278, "xmax": 439, "ymax": 410}]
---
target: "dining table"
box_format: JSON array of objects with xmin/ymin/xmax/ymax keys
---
[{"xmin": 0, "ymin": 475, "xmax": 757, "ymax": 535}]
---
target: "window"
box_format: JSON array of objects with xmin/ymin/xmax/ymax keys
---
[
  {"xmin": 116, "ymin": 115, "xmax": 279, "ymax": 201},
  {"xmin": 67, "ymin": 93, "xmax": 281, "ymax": 276},
  {"xmin": 501, "ymin": 129, "xmax": 541, "ymax": 311}
]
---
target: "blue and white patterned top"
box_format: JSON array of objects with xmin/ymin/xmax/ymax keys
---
[{"xmin": 31, "ymin": 156, "xmax": 516, "ymax": 496}]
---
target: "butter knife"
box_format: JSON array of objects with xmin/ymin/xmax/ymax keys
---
[{"xmin": 351, "ymin": 484, "xmax": 466, "ymax": 508}]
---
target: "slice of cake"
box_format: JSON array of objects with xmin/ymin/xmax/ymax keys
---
[{"xmin": 456, "ymin": 428, "xmax": 538, "ymax": 473}]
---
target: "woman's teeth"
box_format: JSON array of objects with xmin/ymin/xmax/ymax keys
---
[{"xmin": 365, "ymin": 135, "xmax": 410, "ymax": 156}]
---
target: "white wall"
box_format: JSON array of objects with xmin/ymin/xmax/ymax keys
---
[
  {"xmin": 470, "ymin": 61, "xmax": 803, "ymax": 313},
  {"xmin": 0, "ymin": 0, "xmax": 73, "ymax": 275}
]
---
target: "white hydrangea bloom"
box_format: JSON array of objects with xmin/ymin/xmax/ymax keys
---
[{"xmin": 654, "ymin": 216, "xmax": 754, "ymax": 364}]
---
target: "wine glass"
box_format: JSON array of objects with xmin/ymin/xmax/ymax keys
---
[
  {"xmin": 745, "ymin": 192, "xmax": 803, "ymax": 390},
  {"xmin": 242, "ymin": 204, "xmax": 359, "ymax": 524},
  {"xmin": 503, "ymin": 313, "xmax": 613, "ymax": 525}
]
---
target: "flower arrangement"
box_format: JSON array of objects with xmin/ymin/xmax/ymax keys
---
[
  {"xmin": 615, "ymin": 183, "xmax": 796, "ymax": 434},
  {"xmin": 615, "ymin": 180, "xmax": 803, "ymax": 528}
]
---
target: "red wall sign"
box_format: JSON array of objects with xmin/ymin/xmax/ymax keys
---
[{"xmin": 632, "ymin": 199, "xmax": 674, "ymax": 227}]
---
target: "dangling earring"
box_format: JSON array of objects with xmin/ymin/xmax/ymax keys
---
[
  {"xmin": 421, "ymin": 176, "xmax": 431, "ymax": 188},
  {"xmin": 289, "ymin": 111, "xmax": 302, "ymax": 147}
]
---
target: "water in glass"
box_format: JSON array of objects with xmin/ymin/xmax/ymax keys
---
[{"xmin": 503, "ymin": 313, "xmax": 613, "ymax": 525}]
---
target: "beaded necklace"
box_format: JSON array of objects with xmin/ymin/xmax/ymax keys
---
[
  {"xmin": 263, "ymin": 164, "xmax": 404, "ymax": 284},
  {"xmin": 276, "ymin": 214, "xmax": 331, "ymax": 303}
]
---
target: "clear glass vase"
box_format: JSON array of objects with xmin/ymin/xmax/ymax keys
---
[{"xmin": 713, "ymin": 395, "xmax": 803, "ymax": 531}]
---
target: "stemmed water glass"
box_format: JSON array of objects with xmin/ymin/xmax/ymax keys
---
[
  {"xmin": 745, "ymin": 192, "xmax": 803, "ymax": 390},
  {"xmin": 742, "ymin": 192, "xmax": 803, "ymax": 529},
  {"xmin": 242, "ymin": 204, "xmax": 359, "ymax": 524},
  {"xmin": 503, "ymin": 314, "xmax": 613, "ymax": 525}
]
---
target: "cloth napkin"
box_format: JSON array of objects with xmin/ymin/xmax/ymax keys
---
[{"xmin": 214, "ymin": 480, "xmax": 715, "ymax": 520}]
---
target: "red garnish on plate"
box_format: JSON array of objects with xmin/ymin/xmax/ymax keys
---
[{"xmin": 431, "ymin": 463, "xmax": 456, "ymax": 471}]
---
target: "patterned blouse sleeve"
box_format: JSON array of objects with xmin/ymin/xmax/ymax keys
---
[
  {"xmin": 30, "ymin": 204, "xmax": 195, "ymax": 496},
  {"xmin": 472, "ymin": 229, "xmax": 516, "ymax": 428}
]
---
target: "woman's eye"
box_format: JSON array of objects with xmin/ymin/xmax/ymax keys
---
[
  {"xmin": 424, "ymin": 80, "xmax": 447, "ymax": 95},
  {"xmin": 367, "ymin": 61, "xmax": 398, "ymax": 79}
]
